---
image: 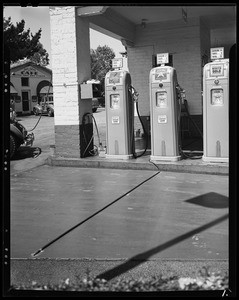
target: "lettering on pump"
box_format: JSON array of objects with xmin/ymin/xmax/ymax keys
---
[
  {"xmin": 112, "ymin": 116, "xmax": 120, "ymax": 124},
  {"xmin": 210, "ymin": 64, "xmax": 224, "ymax": 77},
  {"xmin": 158, "ymin": 115, "xmax": 167, "ymax": 123}
]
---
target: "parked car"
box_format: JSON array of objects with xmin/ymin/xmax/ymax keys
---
[
  {"xmin": 92, "ymin": 97, "xmax": 99, "ymax": 113},
  {"xmin": 10, "ymin": 106, "xmax": 17, "ymax": 120},
  {"xmin": 86, "ymin": 80, "xmax": 105, "ymax": 112},
  {"xmin": 92, "ymin": 83, "xmax": 105, "ymax": 110},
  {"xmin": 33, "ymin": 96, "xmax": 54, "ymax": 117},
  {"xmin": 10, "ymin": 109, "xmax": 34, "ymax": 159}
]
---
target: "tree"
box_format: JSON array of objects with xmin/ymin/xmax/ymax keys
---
[
  {"xmin": 3, "ymin": 17, "xmax": 49, "ymax": 66},
  {"xmin": 90, "ymin": 45, "xmax": 115, "ymax": 83}
]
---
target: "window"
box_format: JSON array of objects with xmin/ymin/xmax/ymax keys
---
[
  {"xmin": 22, "ymin": 91, "xmax": 29, "ymax": 100},
  {"xmin": 21, "ymin": 77, "xmax": 29, "ymax": 86}
]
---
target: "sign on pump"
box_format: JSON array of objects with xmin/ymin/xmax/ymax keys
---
[{"xmin": 210, "ymin": 47, "xmax": 224, "ymax": 60}]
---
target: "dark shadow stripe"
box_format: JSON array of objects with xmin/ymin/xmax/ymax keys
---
[{"xmin": 97, "ymin": 213, "xmax": 229, "ymax": 281}]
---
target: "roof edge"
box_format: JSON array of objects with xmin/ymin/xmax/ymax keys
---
[{"xmin": 10, "ymin": 61, "xmax": 52, "ymax": 74}]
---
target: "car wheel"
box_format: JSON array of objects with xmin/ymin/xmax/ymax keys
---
[
  {"xmin": 47, "ymin": 109, "xmax": 53, "ymax": 117},
  {"xmin": 10, "ymin": 134, "xmax": 17, "ymax": 159},
  {"xmin": 33, "ymin": 108, "xmax": 38, "ymax": 116}
]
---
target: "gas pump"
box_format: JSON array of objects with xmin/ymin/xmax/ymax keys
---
[
  {"xmin": 105, "ymin": 58, "xmax": 134, "ymax": 159},
  {"xmin": 202, "ymin": 47, "xmax": 229, "ymax": 163},
  {"xmin": 149, "ymin": 53, "xmax": 182, "ymax": 161}
]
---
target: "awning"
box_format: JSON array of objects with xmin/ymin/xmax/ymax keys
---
[
  {"xmin": 10, "ymin": 85, "xmax": 18, "ymax": 94},
  {"xmin": 40, "ymin": 86, "xmax": 53, "ymax": 94}
]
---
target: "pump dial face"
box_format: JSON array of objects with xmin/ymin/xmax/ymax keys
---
[
  {"xmin": 110, "ymin": 94, "xmax": 120, "ymax": 109},
  {"xmin": 211, "ymin": 89, "xmax": 223, "ymax": 105},
  {"xmin": 156, "ymin": 91, "xmax": 167, "ymax": 107},
  {"xmin": 109, "ymin": 72, "xmax": 121, "ymax": 84}
]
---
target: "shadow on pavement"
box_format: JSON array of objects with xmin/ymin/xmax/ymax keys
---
[
  {"xmin": 11, "ymin": 146, "xmax": 42, "ymax": 160},
  {"xmin": 185, "ymin": 192, "xmax": 228, "ymax": 208},
  {"xmin": 96, "ymin": 213, "xmax": 228, "ymax": 281}
]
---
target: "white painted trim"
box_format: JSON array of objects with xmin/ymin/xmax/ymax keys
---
[
  {"xmin": 202, "ymin": 156, "xmax": 229, "ymax": 163},
  {"xmin": 150, "ymin": 155, "xmax": 181, "ymax": 162},
  {"xmin": 105, "ymin": 154, "xmax": 133, "ymax": 160},
  {"xmin": 77, "ymin": 6, "xmax": 109, "ymax": 17}
]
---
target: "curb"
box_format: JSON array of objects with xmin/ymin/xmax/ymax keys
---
[{"xmin": 46, "ymin": 155, "xmax": 229, "ymax": 175}]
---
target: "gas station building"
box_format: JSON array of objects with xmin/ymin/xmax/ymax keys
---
[{"xmin": 49, "ymin": 5, "xmax": 236, "ymax": 159}]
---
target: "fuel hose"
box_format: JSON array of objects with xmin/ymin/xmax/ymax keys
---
[
  {"xmin": 129, "ymin": 85, "xmax": 148, "ymax": 159},
  {"xmin": 28, "ymin": 75, "xmax": 53, "ymax": 132},
  {"xmin": 181, "ymin": 99, "xmax": 203, "ymax": 159}
]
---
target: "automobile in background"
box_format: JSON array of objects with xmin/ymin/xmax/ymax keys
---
[
  {"xmin": 86, "ymin": 80, "xmax": 105, "ymax": 112},
  {"xmin": 10, "ymin": 106, "xmax": 17, "ymax": 120},
  {"xmin": 92, "ymin": 83, "xmax": 105, "ymax": 110},
  {"xmin": 92, "ymin": 97, "xmax": 99, "ymax": 113},
  {"xmin": 33, "ymin": 96, "xmax": 54, "ymax": 117},
  {"xmin": 10, "ymin": 109, "xmax": 34, "ymax": 159}
]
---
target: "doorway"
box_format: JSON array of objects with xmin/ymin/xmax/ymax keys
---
[{"xmin": 22, "ymin": 91, "xmax": 30, "ymax": 113}]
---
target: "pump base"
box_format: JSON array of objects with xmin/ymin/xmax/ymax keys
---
[
  {"xmin": 202, "ymin": 155, "xmax": 229, "ymax": 163},
  {"xmin": 150, "ymin": 155, "xmax": 181, "ymax": 162},
  {"xmin": 105, "ymin": 154, "xmax": 133, "ymax": 160}
]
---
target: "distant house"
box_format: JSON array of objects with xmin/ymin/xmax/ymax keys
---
[{"xmin": 10, "ymin": 60, "xmax": 53, "ymax": 115}]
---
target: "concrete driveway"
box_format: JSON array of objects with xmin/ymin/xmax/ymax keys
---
[
  {"xmin": 10, "ymin": 166, "xmax": 229, "ymax": 259},
  {"xmin": 10, "ymin": 165, "xmax": 228, "ymax": 284}
]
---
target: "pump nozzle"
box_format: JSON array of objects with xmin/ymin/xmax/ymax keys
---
[{"xmin": 129, "ymin": 85, "xmax": 139, "ymax": 102}]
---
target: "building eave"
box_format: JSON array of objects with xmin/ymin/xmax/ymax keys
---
[{"xmin": 10, "ymin": 61, "xmax": 52, "ymax": 75}]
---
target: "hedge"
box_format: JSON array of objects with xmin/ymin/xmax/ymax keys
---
[{"xmin": 12, "ymin": 267, "xmax": 228, "ymax": 292}]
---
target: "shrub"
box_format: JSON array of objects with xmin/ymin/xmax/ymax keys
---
[{"xmin": 12, "ymin": 267, "xmax": 228, "ymax": 292}]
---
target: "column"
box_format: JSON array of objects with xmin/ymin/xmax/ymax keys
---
[{"xmin": 49, "ymin": 6, "xmax": 92, "ymax": 158}]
